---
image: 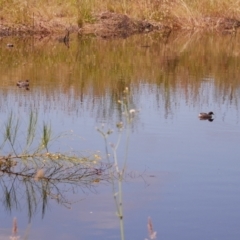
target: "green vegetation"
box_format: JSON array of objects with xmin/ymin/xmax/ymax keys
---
[
  {"xmin": 0, "ymin": 111, "xmax": 110, "ymax": 221},
  {"xmin": 97, "ymin": 87, "xmax": 137, "ymax": 240},
  {"xmin": 0, "ymin": 89, "xmax": 141, "ymax": 239}
]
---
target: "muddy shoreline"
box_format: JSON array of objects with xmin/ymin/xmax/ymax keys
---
[{"xmin": 1, "ymin": 12, "xmax": 240, "ymax": 39}]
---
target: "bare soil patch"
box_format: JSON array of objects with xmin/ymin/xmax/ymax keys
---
[{"xmin": 80, "ymin": 12, "xmax": 160, "ymax": 38}]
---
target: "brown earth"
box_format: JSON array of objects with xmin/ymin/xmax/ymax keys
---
[
  {"xmin": 0, "ymin": 11, "xmax": 240, "ymax": 39},
  {"xmin": 80, "ymin": 12, "xmax": 165, "ymax": 38}
]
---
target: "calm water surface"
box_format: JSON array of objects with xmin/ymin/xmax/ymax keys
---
[{"xmin": 0, "ymin": 32, "xmax": 240, "ymax": 240}]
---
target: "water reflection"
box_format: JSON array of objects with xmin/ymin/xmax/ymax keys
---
[
  {"xmin": 57, "ymin": 30, "xmax": 70, "ymax": 48},
  {"xmin": 0, "ymin": 31, "xmax": 240, "ymax": 239},
  {"xmin": 1, "ymin": 32, "xmax": 240, "ymax": 121},
  {"xmin": 1, "ymin": 155, "xmax": 110, "ymax": 221}
]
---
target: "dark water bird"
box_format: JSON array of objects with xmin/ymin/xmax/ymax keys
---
[
  {"xmin": 198, "ymin": 112, "xmax": 214, "ymax": 121},
  {"xmin": 16, "ymin": 80, "xmax": 30, "ymax": 90},
  {"xmin": 58, "ymin": 30, "xmax": 70, "ymax": 48}
]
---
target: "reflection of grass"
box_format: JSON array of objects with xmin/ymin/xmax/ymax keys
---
[
  {"xmin": 0, "ymin": 111, "xmax": 110, "ymax": 221},
  {"xmin": 0, "ymin": 33, "xmax": 240, "ymax": 121},
  {"xmin": 1, "ymin": 32, "xmax": 240, "ymax": 94}
]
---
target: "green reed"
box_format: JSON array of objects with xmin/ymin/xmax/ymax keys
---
[
  {"xmin": 97, "ymin": 87, "xmax": 137, "ymax": 240},
  {"xmin": 0, "ymin": 111, "xmax": 110, "ymax": 221}
]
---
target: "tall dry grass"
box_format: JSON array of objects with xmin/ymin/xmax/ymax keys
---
[{"xmin": 0, "ymin": 0, "xmax": 240, "ymax": 30}]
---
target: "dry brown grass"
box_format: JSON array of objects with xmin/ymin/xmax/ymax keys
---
[
  {"xmin": 0, "ymin": 0, "xmax": 240, "ymax": 33},
  {"xmin": 170, "ymin": 0, "xmax": 240, "ymax": 28}
]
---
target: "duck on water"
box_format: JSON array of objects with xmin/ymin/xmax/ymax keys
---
[
  {"xmin": 198, "ymin": 112, "xmax": 214, "ymax": 121},
  {"xmin": 16, "ymin": 80, "xmax": 30, "ymax": 90},
  {"xmin": 16, "ymin": 80, "xmax": 29, "ymax": 87}
]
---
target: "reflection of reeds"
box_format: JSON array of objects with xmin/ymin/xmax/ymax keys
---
[{"xmin": 1, "ymin": 33, "xmax": 240, "ymax": 122}]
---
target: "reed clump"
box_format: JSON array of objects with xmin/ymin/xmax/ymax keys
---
[{"xmin": 0, "ymin": 111, "xmax": 111, "ymax": 220}]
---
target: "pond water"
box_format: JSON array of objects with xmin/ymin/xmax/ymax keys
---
[{"xmin": 0, "ymin": 31, "xmax": 240, "ymax": 240}]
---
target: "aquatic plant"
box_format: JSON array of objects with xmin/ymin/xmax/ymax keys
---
[
  {"xmin": 0, "ymin": 111, "xmax": 110, "ymax": 221},
  {"xmin": 97, "ymin": 87, "xmax": 137, "ymax": 240}
]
